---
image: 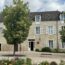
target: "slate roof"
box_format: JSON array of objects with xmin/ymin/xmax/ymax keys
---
[
  {"xmin": 0, "ymin": 11, "xmax": 63, "ymax": 22},
  {"xmin": 30, "ymin": 11, "xmax": 61, "ymax": 21}
]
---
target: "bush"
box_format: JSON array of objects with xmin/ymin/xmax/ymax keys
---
[
  {"xmin": 14, "ymin": 59, "xmax": 25, "ymax": 65},
  {"xmin": 59, "ymin": 60, "xmax": 65, "ymax": 65},
  {"xmin": 0, "ymin": 58, "xmax": 32, "ymax": 65},
  {"xmin": 41, "ymin": 47, "xmax": 51, "ymax": 52},
  {"xmin": 26, "ymin": 58, "xmax": 32, "ymax": 65},
  {"xmin": 50, "ymin": 61, "xmax": 57, "ymax": 65},
  {"xmin": 44, "ymin": 61, "xmax": 49, "ymax": 65},
  {"xmin": 38, "ymin": 61, "xmax": 49, "ymax": 65},
  {"xmin": 35, "ymin": 49, "xmax": 40, "ymax": 52},
  {"xmin": 52, "ymin": 48, "xmax": 59, "ymax": 53}
]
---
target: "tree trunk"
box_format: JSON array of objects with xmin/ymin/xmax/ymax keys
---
[{"xmin": 13, "ymin": 44, "xmax": 18, "ymax": 56}]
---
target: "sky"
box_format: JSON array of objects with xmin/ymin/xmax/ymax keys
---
[{"xmin": 0, "ymin": 0, "xmax": 65, "ymax": 12}]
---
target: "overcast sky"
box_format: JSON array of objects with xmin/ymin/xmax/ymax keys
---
[{"xmin": 0, "ymin": 0, "xmax": 65, "ymax": 12}]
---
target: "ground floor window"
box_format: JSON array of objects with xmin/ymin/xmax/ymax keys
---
[
  {"xmin": 62, "ymin": 42, "xmax": 65, "ymax": 48},
  {"xmin": 49, "ymin": 40, "xmax": 53, "ymax": 48}
]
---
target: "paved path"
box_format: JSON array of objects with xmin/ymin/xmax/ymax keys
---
[{"xmin": 0, "ymin": 51, "xmax": 65, "ymax": 64}]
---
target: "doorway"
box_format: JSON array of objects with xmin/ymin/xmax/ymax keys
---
[{"xmin": 28, "ymin": 39, "xmax": 35, "ymax": 51}]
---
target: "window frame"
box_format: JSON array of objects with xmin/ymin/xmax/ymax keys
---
[
  {"xmin": 49, "ymin": 40, "xmax": 53, "ymax": 48},
  {"xmin": 36, "ymin": 26, "xmax": 40, "ymax": 35},
  {"xmin": 48, "ymin": 26, "xmax": 53, "ymax": 35},
  {"xmin": 35, "ymin": 15, "xmax": 41, "ymax": 23}
]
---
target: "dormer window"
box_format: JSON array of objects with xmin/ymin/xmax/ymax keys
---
[
  {"xmin": 60, "ymin": 13, "xmax": 65, "ymax": 23},
  {"xmin": 60, "ymin": 14, "xmax": 64, "ymax": 21},
  {"xmin": 60, "ymin": 13, "xmax": 65, "ymax": 20},
  {"xmin": 35, "ymin": 15, "xmax": 41, "ymax": 24}
]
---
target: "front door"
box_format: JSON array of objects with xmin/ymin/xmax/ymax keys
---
[{"xmin": 29, "ymin": 41, "xmax": 34, "ymax": 51}]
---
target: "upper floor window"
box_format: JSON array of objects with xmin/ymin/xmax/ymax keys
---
[
  {"xmin": 60, "ymin": 14, "xmax": 65, "ymax": 22},
  {"xmin": 48, "ymin": 26, "xmax": 53, "ymax": 34},
  {"xmin": 36, "ymin": 26, "xmax": 40, "ymax": 34},
  {"xmin": 35, "ymin": 15, "xmax": 41, "ymax": 23}
]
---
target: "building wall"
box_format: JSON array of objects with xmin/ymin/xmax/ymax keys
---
[
  {"xmin": 22, "ymin": 21, "xmax": 64, "ymax": 51},
  {"xmin": 0, "ymin": 21, "xmax": 64, "ymax": 51}
]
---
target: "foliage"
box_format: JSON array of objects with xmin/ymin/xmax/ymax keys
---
[
  {"xmin": 59, "ymin": 60, "xmax": 65, "ymax": 65},
  {"xmin": 0, "ymin": 58, "xmax": 32, "ymax": 65},
  {"xmin": 50, "ymin": 61, "xmax": 57, "ymax": 65},
  {"xmin": 38, "ymin": 61, "xmax": 49, "ymax": 65},
  {"xmin": 26, "ymin": 58, "xmax": 32, "ymax": 65},
  {"xmin": 3, "ymin": 0, "xmax": 31, "ymax": 44},
  {"xmin": 52, "ymin": 48, "xmax": 59, "ymax": 53},
  {"xmin": 0, "ymin": 59, "xmax": 65, "ymax": 65},
  {"xmin": 2, "ymin": 0, "xmax": 32, "ymax": 53},
  {"xmin": 35, "ymin": 49, "xmax": 40, "ymax": 52},
  {"xmin": 60, "ymin": 26, "xmax": 65, "ymax": 42},
  {"xmin": 41, "ymin": 47, "xmax": 51, "ymax": 52},
  {"xmin": 14, "ymin": 59, "xmax": 25, "ymax": 65}
]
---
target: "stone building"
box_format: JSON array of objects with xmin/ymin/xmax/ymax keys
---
[{"xmin": 0, "ymin": 11, "xmax": 65, "ymax": 51}]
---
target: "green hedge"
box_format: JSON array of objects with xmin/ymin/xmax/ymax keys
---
[{"xmin": 41, "ymin": 47, "xmax": 51, "ymax": 52}]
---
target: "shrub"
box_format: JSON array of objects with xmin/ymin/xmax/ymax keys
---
[
  {"xmin": 35, "ymin": 49, "xmax": 40, "ymax": 52},
  {"xmin": 59, "ymin": 60, "xmax": 65, "ymax": 65},
  {"xmin": 50, "ymin": 61, "xmax": 57, "ymax": 65},
  {"xmin": 38, "ymin": 62, "xmax": 44, "ymax": 65},
  {"xmin": 14, "ymin": 59, "xmax": 25, "ymax": 65},
  {"xmin": 26, "ymin": 58, "xmax": 32, "ymax": 65},
  {"xmin": 39, "ymin": 61, "xmax": 49, "ymax": 65},
  {"xmin": 41, "ymin": 47, "xmax": 51, "ymax": 52},
  {"xmin": 44, "ymin": 61, "xmax": 49, "ymax": 65},
  {"xmin": 52, "ymin": 48, "xmax": 59, "ymax": 53}
]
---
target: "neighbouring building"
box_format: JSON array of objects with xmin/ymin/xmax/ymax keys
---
[{"xmin": 0, "ymin": 11, "xmax": 65, "ymax": 51}]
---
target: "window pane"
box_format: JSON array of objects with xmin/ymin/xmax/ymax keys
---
[
  {"xmin": 49, "ymin": 40, "xmax": 53, "ymax": 48},
  {"xmin": 48, "ymin": 26, "xmax": 53, "ymax": 34},
  {"xmin": 36, "ymin": 26, "xmax": 40, "ymax": 34},
  {"xmin": 35, "ymin": 15, "xmax": 41, "ymax": 22}
]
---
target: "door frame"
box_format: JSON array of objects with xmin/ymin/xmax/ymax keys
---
[{"xmin": 28, "ymin": 39, "xmax": 35, "ymax": 51}]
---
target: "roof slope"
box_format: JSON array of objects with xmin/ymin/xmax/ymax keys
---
[{"xmin": 30, "ymin": 11, "xmax": 61, "ymax": 21}]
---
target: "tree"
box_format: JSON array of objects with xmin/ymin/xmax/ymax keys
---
[
  {"xmin": 60, "ymin": 26, "xmax": 65, "ymax": 42},
  {"xmin": 2, "ymin": 0, "xmax": 32, "ymax": 55}
]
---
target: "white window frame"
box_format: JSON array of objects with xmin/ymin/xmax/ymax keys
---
[
  {"xmin": 35, "ymin": 15, "xmax": 41, "ymax": 24},
  {"xmin": 60, "ymin": 14, "xmax": 65, "ymax": 23},
  {"xmin": 36, "ymin": 26, "xmax": 40, "ymax": 35},
  {"xmin": 48, "ymin": 26, "xmax": 53, "ymax": 35},
  {"xmin": 49, "ymin": 40, "xmax": 53, "ymax": 48}
]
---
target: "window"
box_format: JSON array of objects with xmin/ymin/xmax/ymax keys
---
[
  {"xmin": 62, "ymin": 42, "xmax": 65, "ymax": 48},
  {"xmin": 48, "ymin": 26, "xmax": 53, "ymax": 34},
  {"xmin": 60, "ymin": 14, "xmax": 65, "ymax": 21},
  {"xmin": 49, "ymin": 40, "xmax": 53, "ymax": 48},
  {"xmin": 36, "ymin": 26, "xmax": 40, "ymax": 34},
  {"xmin": 35, "ymin": 15, "xmax": 41, "ymax": 22},
  {"xmin": 60, "ymin": 14, "xmax": 64, "ymax": 21}
]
